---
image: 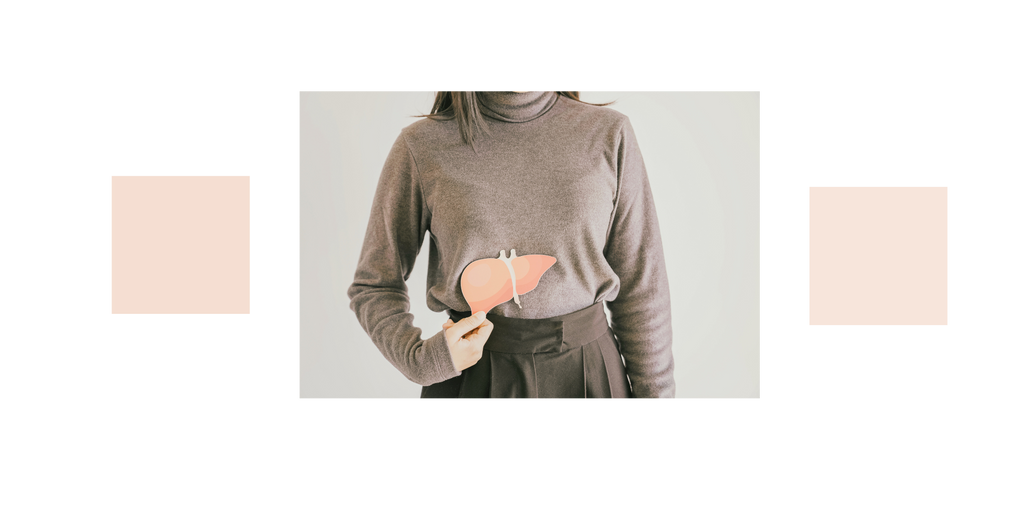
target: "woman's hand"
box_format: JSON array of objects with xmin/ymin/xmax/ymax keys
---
[{"xmin": 443, "ymin": 311, "xmax": 494, "ymax": 371}]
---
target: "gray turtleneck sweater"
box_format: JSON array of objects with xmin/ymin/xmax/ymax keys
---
[{"xmin": 348, "ymin": 92, "xmax": 675, "ymax": 398}]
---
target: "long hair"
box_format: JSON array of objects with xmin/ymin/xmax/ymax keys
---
[{"xmin": 414, "ymin": 92, "xmax": 615, "ymax": 152}]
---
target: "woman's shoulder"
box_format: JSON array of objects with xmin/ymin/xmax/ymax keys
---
[{"xmin": 557, "ymin": 96, "xmax": 626, "ymax": 127}]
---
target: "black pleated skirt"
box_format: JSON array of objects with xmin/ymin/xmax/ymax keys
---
[{"xmin": 421, "ymin": 302, "xmax": 632, "ymax": 398}]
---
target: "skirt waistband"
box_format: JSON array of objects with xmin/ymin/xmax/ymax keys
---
[{"xmin": 447, "ymin": 302, "xmax": 610, "ymax": 354}]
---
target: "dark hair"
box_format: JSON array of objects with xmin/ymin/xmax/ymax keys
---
[{"xmin": 415, "ymin": 92, "xmax": 615, "ymax": 152}]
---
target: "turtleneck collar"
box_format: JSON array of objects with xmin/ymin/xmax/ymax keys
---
[{"xmin": 476, "ymin": 91, "xmax": 559, "ymax": 123}]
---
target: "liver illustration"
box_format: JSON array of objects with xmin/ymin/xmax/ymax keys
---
[{"xmin": 459, "ymin": 249, "xmax": 557, "ymax": 314}]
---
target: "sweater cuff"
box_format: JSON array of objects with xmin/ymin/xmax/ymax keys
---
[{"xmin": 423, "ymin": 329, "xmax": 461, "ymax": 384}]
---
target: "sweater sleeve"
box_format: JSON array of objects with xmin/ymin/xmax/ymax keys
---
[
  {"xmin": 347, "ymin": 130, "xmax": 461, "ymax": 386},
  {"xmin": 604, "ymin": 117, "xmax": 676, "ymax": 398}
]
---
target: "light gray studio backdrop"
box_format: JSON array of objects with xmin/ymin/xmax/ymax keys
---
[{"xmin": 300, "ymin": 92, "xmax": 759, "ymax": 398}]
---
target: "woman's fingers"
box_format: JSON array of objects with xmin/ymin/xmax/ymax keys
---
[
  {"xmin": 445, "ymin": 311, "xmax": 487, "ymax": 343},
  {"xmin": 467, "ymin": 319, "xmax": 494, "ymax": 345}
]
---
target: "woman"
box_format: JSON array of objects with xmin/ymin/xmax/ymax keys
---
[{"xmin": 347, "ymin": 91, "xmax": 674, "ymax": 398}]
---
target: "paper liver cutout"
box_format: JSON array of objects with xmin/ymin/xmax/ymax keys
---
[{"xmin": 459, "ymin": 249, "xmax": 557, "ymax": 315}]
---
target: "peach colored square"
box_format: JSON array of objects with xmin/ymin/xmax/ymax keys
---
[
  {"xmin": 112, "ymin": 177, "xmax": 249, "ymax": 314},
  {"xmin": 810, "ymin": 187, "xmax": 946, "ymax": 325}
]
